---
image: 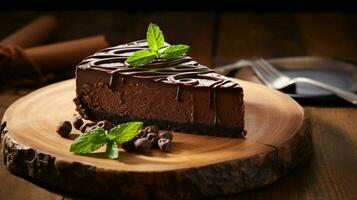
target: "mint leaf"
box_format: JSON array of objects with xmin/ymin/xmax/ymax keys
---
[
  {"xmin": 147, "ymin": 23, "xmax": 165, "ymax": 52},
  {"xmin": 125, "ymin": 49, "xmax": 156, "ymax": 66},
  {"xmin": 70, "ymin": 128, "xmax": 107, "ymax": 154},
  {"xmin": 159, "ymin": 44, "xmax": 190, "ymax": 60},
  {"xmin": 126, "ymin": 23, "xmax": 190, "ymax": 68},
  {"xmin": 107, "ymin": 122, "xmax": 143, "ymax": 144},
  {"xmin": 106, "ymin": 141, "xmax": 119, "ymax": 159}
]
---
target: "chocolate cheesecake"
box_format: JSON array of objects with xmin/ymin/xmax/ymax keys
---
[{"xmin": 74, "ymin": 40, "xmax": 246, "ymax": 138}]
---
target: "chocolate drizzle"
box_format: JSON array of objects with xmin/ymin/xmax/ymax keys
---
[
  {"xmin": 191, "ymin": 93, "xmax": 195, "ymax": 123},
  {"xmin": 209, "ymin": 89, "xmax": 214, "ymax": 108},
  {"xmin": 109, "ymin": 73, "xmax": 116, "ymax": 89},
  {"xmin": 77, "ymin": 40, "xmax": 241, "ymax": 126},
  {"xmin": 176, "ymin": 85, "xmax": 182, "ymax": 102},
  {"xmin": 77, "ymin": 40, "xmax": 240, "ymax": 90},
  {"xmin": 208, "ymin": 89, "xmax": 219, "ymax": 126},
  {"xmin": 212, "ymin": 90, "xmax": 218, "ymax": 126}
]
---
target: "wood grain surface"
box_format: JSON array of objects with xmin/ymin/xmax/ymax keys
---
[
  {"xmin": 0, "ymin": 11, "xmax": 356, "ymax": 200},
  {"xmin": 1, "ymin": 79, "xmax": 310, "ymax": 199}
]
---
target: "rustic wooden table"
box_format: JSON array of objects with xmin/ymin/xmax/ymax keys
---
[{"xmin": 1, "ymin": 11, "xmax": 357, "ymax": 200}]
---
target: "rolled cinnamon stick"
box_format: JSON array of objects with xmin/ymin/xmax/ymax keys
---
[
  {"xmin": 0, "ymin": 15, "xmax": 58, "ymax": 48},
  {"xmin": 0, "ymin": 35, "xmax": 108, "ymax": 87},
  {"xmin": 25, "ymin": 35, "xmax": 109, "ymax": 73}
]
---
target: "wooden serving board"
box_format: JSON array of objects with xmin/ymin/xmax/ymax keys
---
[{"xmin": 1, "ymin": 79, "xmax": 312, "ymax": 200}]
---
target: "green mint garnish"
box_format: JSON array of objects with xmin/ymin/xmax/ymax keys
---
[
  {"xmin": 106, "ymin": 141, "xmax": 119, "ymax": 159},
  {"xmin": 147, "ymin": 23, "xmax": 165, "ymax": 52},
  {"xmin": 125, "ymin": 23, "xmax": 190, "ymax": 66},
  {"xmin": 70, "ymin": 121, "xmax": 143, "ymax": 159},
  {"xmin": 125, "ymin": 50, "xmax": 156, "ymax": 66},
  {"xmin": 159, "ymin": 45, "xmax": 190, "ymax": 60},
  {"xmin": 69, "ymin": 128, "xmax": 107, "ymax": 154},
  {"xmin": 107, "ymin": 122, "xmax": 144, "ymax": 143}
]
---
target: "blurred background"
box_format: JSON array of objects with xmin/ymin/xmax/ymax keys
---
[
  {"xmin": 2, "ymin": 8, "xmax": 357, "ymax": 104},
  {"xmin": 1, "ymin": 3, "xmax": 357, "ymax": 199},
  {"xmin": 2, "ymin": 9, "xmax": 357, "ymax": 66}
]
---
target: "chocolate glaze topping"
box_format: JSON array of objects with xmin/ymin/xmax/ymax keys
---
[
  {"xmin": 77, "ymin": 40, "xmax": 240, "ymax": 90},
  {"xmin": 77, "ymin": 40, "xmax": 244, "ymax": 128}
]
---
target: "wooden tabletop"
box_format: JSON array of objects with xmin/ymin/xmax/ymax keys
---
[{"xmin": 1, "ymin": 11, "xmax": 357, "ymax": 200}]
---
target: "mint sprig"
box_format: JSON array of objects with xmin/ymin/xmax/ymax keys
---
[
  {"xmin": 69, "ymin": 128, "xmax": 107, "ymax": 154},
  {"xmin": 125, "ymin": 23, "xmax": 190, "ymax": 66},
  {"xmin": 159, "ymin": 45, "xmax": 190, "ymax": 60},
  {"xmin": 125, "ymin": 50, "xmax": 156, "ymax": 66},
  {"xmin": 106, "ymin": 141, "xmax": 118, "ymax": 159},
  {"xmin": 70, "ymin": 122, "xmax": 143, "ymax": 159},
  {"xmin": 147, "ymin": 23, "xmax": 165, "ymax": 52}
]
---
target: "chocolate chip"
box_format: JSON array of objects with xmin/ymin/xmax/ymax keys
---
[
  {"xmin": 56, "ymin": 121, "xmax": 72, "ymax": 138},
  {"xmin": 72, "ymin": 116, "xmax": 84, "ymax": 130},
  {"xmin": 137, "ymin": 130, "xmax": 147, "ymax": 138},
  {"xmin": 134, "ymin": 138, "xmax": 151, "ymax": 153},
  {"xmin": 79, "ymin": 124, "xmax": 88, "ymax": 133},
  {"xmin": 158, "ymin": 138, "xmax": 172, "ymax": 152},
  {"xmin": 159, "ymin": 131, "xmax": 173, "ymax": 140},
  {"xmin": 147, "ymin": 133, "xmax": 159, "ymax": 148},
  {"xmin": 147, "ymin": 132, "xmax": 157, "ymax": 140},
  {"xmin": 144, "ymin": 126, "xmax": 159, "ymax": 134},
  {"xmin": 96, "ymin": 120, "xmax": 114, "ymax": 131},
  {"xmin": 122, "ymin": 139, "xmax": 136, "ymax": 152}
]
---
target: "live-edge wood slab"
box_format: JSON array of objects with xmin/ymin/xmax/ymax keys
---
[{"xmin": 1, "ymin": 79, "xmax": 312, "ymax": 200}]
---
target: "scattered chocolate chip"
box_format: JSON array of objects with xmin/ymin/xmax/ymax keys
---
[
  {"xmin": 122, "ymin": 139, "xmax": 136, "ymax": 152},
  {"xmin": 147, "ymin": 132, "xmax": 159, "ymax": 148},
  {"xmin": 72, "ymin": 116, "xmax": 84, "ymax": 130},
  {"xmin": 137, "ymin": 130, "xmax": 147, "ymax": 138},
  {"xmin": 79, "ymin": 124, "xmax": 88, "ymax": 133},
  {"xmin": 158, "ymin": 138, "xmax": 172, "ymax": 152},
  {"xmin": 159, "ymin": 131, "xmax": 173, "ymax": 140},
  {"xmin": 134, "ymin": 138, "xmax": 151, "ymax": 153},
  {"xmin": 56, "ymin": 121, "xmax": 72, "ymax": 138},
  {"xmin": 144, "ymin": 126, "xmax": 159, "ymax": 134},
  {"xmin": 96, "ymin": 120, "xmax": 114, "ymax": 131},
  {"xmin": 147, "ymin": 132, "xmax": 158, "ymax": 141}
]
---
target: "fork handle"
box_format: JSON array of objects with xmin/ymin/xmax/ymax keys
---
[{"xmin": 294, "ymin": 77, "xmax": 357, "ymax": 105}]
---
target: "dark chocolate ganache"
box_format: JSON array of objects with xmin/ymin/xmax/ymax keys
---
[{"xmin": 77, "ymin": 40, "xmax": 240, "ymax": 90}]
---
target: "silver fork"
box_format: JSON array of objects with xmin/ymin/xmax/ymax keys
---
[{"xmin": 251, "ymin": 58, "xmax": 357, "ymax": 106}]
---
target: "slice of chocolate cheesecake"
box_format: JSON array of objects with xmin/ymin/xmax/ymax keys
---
[{"xmin": 74, "ymin": 40, "xmax": 245, "ymax": 138}]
